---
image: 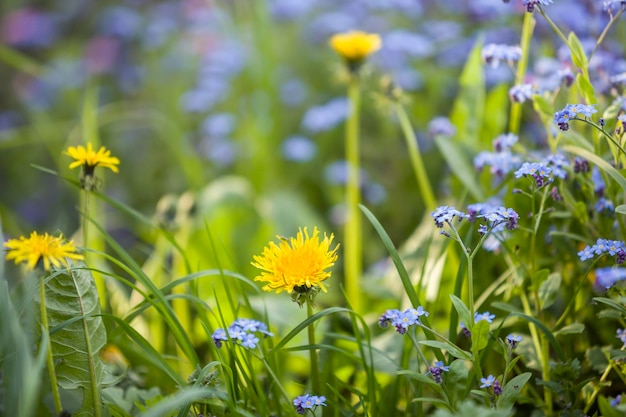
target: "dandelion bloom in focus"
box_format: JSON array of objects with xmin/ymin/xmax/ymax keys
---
[
  {"xmin": 251, "ymin": 227, "xmax": 339, "ymax": 294},
  {"xmin": 329, "ymin": 31, "xmax": 381, "ymax": 66},
  {"xmin": 66, "ymin": 142, "xmax": 120, "ymax": 174},
  {"xmin": 4, "ymin": 231, "xmax": 83, "ymax": 271}
]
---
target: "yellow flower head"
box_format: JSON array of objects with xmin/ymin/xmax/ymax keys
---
[
  {"xmin": 251, "ymin": 227, "xmax": 339, "ymax": 295},
  {"xmin": 4, "ymin": 231, "xmax": 84, "ymax": 271},
  {"xmin": 329, "ymin": 30, "xmax": 382, "ymax": 63},
  {"xmin": 65, "ymin": 143, "xmax": 120, "ymax": 174}
]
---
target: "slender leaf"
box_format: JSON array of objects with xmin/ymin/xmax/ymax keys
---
[
  {"xmin": 419, "ymin": 340, "xmax": 472, "ymax": 360},
  {"xmin": 563, "ymin": 145, "xmax": 626, "ymax": 193},
  {"xmin": 498, "ymin": 372, "xmax": 532, "ymax": 410}
]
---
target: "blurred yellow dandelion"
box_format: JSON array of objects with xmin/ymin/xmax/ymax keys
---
[
  {"xmin": 329, "ymin": 30, "xmax": 381, "ymax": 63},
  {"xmin": 251, "ymin": 227, "xmax": 339, "ymax": 294},
  {"xmin": 4, "ymin": 231, "xmax": 84, "ymax": 271},
  {"xmin": 66, "ymin": 142, "xmax": 120, "ymax": 174}
]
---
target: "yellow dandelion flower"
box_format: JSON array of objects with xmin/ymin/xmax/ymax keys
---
[
  {"xmin": 329, "ymin": 30, "xmax": 382, "ymax": 63},
  {"xmin": 65, "ymin": 142, "xmax": 120, "ymax": 174},
  {"xmin": 4, "ymin": 231, "xmax": 84, "ymax": 271},
  {"xmin": 251, "ymin": 227, "xmax": 339, "ymax": 295}
]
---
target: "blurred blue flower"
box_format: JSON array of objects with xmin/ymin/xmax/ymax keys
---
[
  {"xmin": 202, "ymin": 113, "xmax": 236, "ymax": 139},
  {"xmin": 1, "ymin": 8, "xmax": 59, "ymax": 49},
  {"xmin": 293, "ymin": 394, "xmax": 327, "ymax": 415},
  {"xmin": 429, "ymin": 360, "xmax": 450, "ymax": 384},
  {"xmin": 282, "ymin": 135, "xmax": 317, "ymax": 162},
  {"xmin": 595, "ymin": 197, "xmax": 615, "ymax": 215},
  {"xmin": 482, "ymin": 43, "xmax": 522, "ymax": 68},
  {"xmin": 98, "ymin": 6, "xmax": 142, "ymax": 40},
  {"xmin": 474, "ymin": 311, "xmax": 496, "ymax": 323},
  {"xmin": 269, "ymin": 0, "xmax": 315, "ymax": 21},
  {"xmin": 478, "ymin": 206, "xmax": 520, "ymax": 231},
  {"xmin": 280, "ymin": 78, "xmax": 308, "ymax": 107},
  {"xmin": 391, "ymin": 68, "xmax": 423, "ymax": 91},
  {"xmin": 378, "ymin": 307, "xmax": 429, "ymax": 334},
  {"xmin": 304, "ymin": 12, "xmax": 356, "ymax": 44},
  {"xmin": 364, "ymin": 182, "xmax": 387, "ymax": 205},
  {"xmin": 594, "ymin": 267, "xmax": 626, "ymax": 289},
  {"xmin": 493, "ymin": 133, "xmax": 518, "ymax": 152},
  {"xmin": 474, "ymin": 151, "xmax": 523, "ymax": 178},
  {"xmin": 302, "ymin": 97, "xmax": 349, "ymax": 133},
  {"xmin": 428, "ymin": 117, "xmax": 456, "ymax": 137},
  {"xmin": 506, "ymin": 334, "xmax": 522, "ymax": 349},
  {"xmin": 212, "ymin": 318, "xmax": 273, "ymax": 350},
  {"xmin": 617, "ymin": 329, "xmax": 626, "ymax": 347},
  {"xmin": 509, "ymin": 83, "xmax": 535, "ymax": 103},
  {"xmin": 522, "ymin": 0, "xmax": 553, "ymax": 13},
  {"xmin": 480, "ymin": 374, "xmax": 496, "ymax": 388},
  {"xmin": 198, "ymin": 137, "xmax": 237, "ymax": 167},
  {"xmin": 592, "ymin": 167, "xmax": 606, "ymax": 196},
  {"xmin": 542, "ymin": 153, "xmax": 570, "ymax": 179},
  {"xmin": 610, "ymin": 394, "xmax": 622, "ymax": 408}
]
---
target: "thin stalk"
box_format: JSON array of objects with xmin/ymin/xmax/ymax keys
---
[
  {"xmin": 589, "ymin": 5, "xmax": 625, "ymax": 62},
  {"xmin": 344, "ymin": 77, "xmax": 362, "ymax": 315},
  {"xmin": 394, "ymin": 103, "xmax": 436, "ymax": 210},
  {"xmin": 39, "ymin": 274, "xmax": 63, "ymax": 415},
  {"xmin": 576, "ymin": 118, "xmax": 626, "ymax": 157},
  {"xmin": 509, "ymin": 12, "xmax": 535, "ymax": 135},
  {"xmin": 307, "ymin": 301, "xmax": 321, "ymax": 395},
  {"xmin": 584, "ymin": 361, "xmax": 614, "ymax": 414}
]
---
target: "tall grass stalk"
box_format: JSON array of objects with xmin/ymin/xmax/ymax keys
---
[
  {"xmin": 306, "ymin": 300, "xmax": 321, "ymax": 395},
  {"xmin": 344, "ymin": 77, "xmax": 363, "ymax": 315},
  {"xmin": 394, "ymin": 103, "xmax": 436, "ymax": 211},
  {"xmin": 509, "ymin": 11, "xmax": 535, "ymax": 135}
]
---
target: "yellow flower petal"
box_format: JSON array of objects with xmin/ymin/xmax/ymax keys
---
[
  {"xmin": 65, "ymin": 142, "xmax": 120, "ymax": 173},
  {"xmin": 251, "ymin": 227, "xmax": 339, "ymax": 294},
  {"xmin": 329, "ymin": 30, "xmax": 382, "ymax": 62},
  {"xmin": 4, "ymin": 231, "xmax": 84, "ymax": 271}
]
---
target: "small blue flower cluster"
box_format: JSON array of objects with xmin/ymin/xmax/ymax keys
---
[
  {"xmin": 577, "ymin": 238, "xmax": 626, "ymax": 264},
  {"xmin": 481, "ymin": 44, "xmax": 522, "ymax": 69},
  {"xmin": 478, "ymin": 207, "xmax": 520, "ymax": 231},
  {"xmin": 617, "ymin": 329, "xmax": 626, "ymax": 347},
  {"xmin": 212, "ymin": 318, "xmax": 273, "ymax": 350},
  {"xmin": 594, "ymin": 267, "xmax": 626, "ymax": 290},
  {"xmin": 480, "ymin": 375, "xmax": 502, "ymax": 395},
  {"xmin": 378, "ymin": 307, "xmax": 429, "ymax": 334},
  {"xmin": 431, "ymin": 206, "xmax": 468, "ymax": 228},
  {"xmin": 293, "ymin": 394, "xmax": 327, "ymax": 415},
  {"xmin": 522, "ymin": 0, "xmax": 553, "ymax": 13},
  {"xmin": 474, "ymin": 133, "xmax": 522, "ymax": 178},
  {"xmin": 595, "ymin": 197, "xmax": 615, "ymax": 216},
  {"xmin": 429, "ymin": 361, "xmax": 450, "ymax": 384},
  {"xmin": 514, "ymin": 162, "xmax": 553, "ymax": 187},
  {"xmin": 506, "ymin": 334, "xmax": 522, "ymax": 349},
  {"xmin": 554, "ymin": 103, "xmax": 598, "ymax": 131},
  {"xmin": 509, "ymin": 83, "xmax": 535, "ymax": 103}
]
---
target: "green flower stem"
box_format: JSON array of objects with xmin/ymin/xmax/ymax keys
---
[
  {"xmin": 307, "ymin": 301, "xmax": 321, "ymax": 395},
  {"xmin": 576, "ymin": 118, "xmax": 626, "ymax": 157},
  {"xmin": 39, "ymin": 274, "xmax": 63, "ymax": 415},
  {"xmin": 589, "ymin": 5, "xmax": 625, "ymax": 62},
  {"xmin": 344, "ymin": 76, "xmax": 363, "ymax": 315},
  {"xmin": 81, "ymin": 188, "xmax": 108, "ymax": 309},
  {"xmin": 583, "ymin": 361, "xmax": 614, "ymax": 414},
  {"xmin": 394, "ymin": 103, "xmax": 436, "ymax": 211},
  {"xmin": 509, "ymin": 11, "xmax": 535, "ymax": 135}
]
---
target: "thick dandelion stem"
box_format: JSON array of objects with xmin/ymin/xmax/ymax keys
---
[
  {"xmin": 307, "ymin": 300, "xmax": 321, "ymax": 395},
  {"xmin": 344, "ymin": 76, "xmax": 362, "ymax": 315},
  {"xmin": 40, "ymin": 274, "xmax": 63, "ymax": 415}
]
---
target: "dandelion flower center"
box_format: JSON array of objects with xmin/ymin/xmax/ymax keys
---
[
  {"xmin": 251, "ymin": 227, "xmax": 339, "ymax": 294},
  {"xmin": 4, "ymin": 231, "xmax": 84, "ymax": 271}
]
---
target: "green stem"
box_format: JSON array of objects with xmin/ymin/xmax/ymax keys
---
[
  {"xmin": 307, "ymin": 301, "xmax": 321, "ymax": 395},
  {"xmin": 589, "ymin": 5, "xmax": 625, "ymax": 62},
  {"xmin": 40, "ymin": 274, "xmax": 63, "ymax": 415},
  {"xmin": 394, "ymin": 103, "xmax": 436, "ymax": 210},
  {"xmin": 509, "ymin": 12, "xmax": 535, "ymax": 135},
  {"xmin": 344, "ymin": 77, "xmax": 362, "ymax": 315},
  {"xmin": 577, "ymin": 118, "xmax": 626, "ymax": 157}
]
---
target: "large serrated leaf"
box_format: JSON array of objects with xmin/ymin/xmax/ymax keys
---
[{"xmin": 42, "ymin": 262, "xmax": 106, "ymax": 417}]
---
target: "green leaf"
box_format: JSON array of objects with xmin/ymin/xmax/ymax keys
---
[
  {"xmin": 574, "ymin": 73, "xmax": 595, "ymax": 105},
  {"xmin": 568, "ymin": 32, "xmax": 588, "ymax": 72},
  {"xmin": 554, "ymin": 322, "xmax": 585, "ymax": 336},
  {"xmin": 434, "ymin": 136, "xmax": 485, "ymax": 202},
  {"xmin": 43, "ymin": 262, "xmax": 106, "ymax": 417},
  {"xmin": 563, "ymin": 145, "xmax": 626, "ymax": 193},
  {"xmin": 450, "ymin": 295, "xmax": 472, "ymax": 332},
  {"xmin": 450, "ymin": 39, "xmax": 485, "ymax": 150},
  {"xmin": 598, "ymin": 395, "xmax": 624, "ymax": 417},
  {"xmin": 615, "ymin": 204, "xmax": 626, "ymax": 215},
  {"xmin": 419, "ymin": 340, "xmax": 472, "ymax": 360},
  {"xmin": 508, "ymin": 312, "xmax": 565, "ymax": 361},
  {"xmin": 497, "ymin": 372, "xmax": 532, "ymax": 410},
  {"xmin": 538, "ymin": 272, "xmax": 561, "ymax": 310},
  {"xmin": 397, "ymin": 370, "xmax": 442, "ymax": 390},
  {"xmin": 533, "ymin": 94, "xmax": 554, "ymax": 118},
  {"xmin": 471, "ymin": 320, "xmax": 490, "ymax": 354},
  {"xmin": 593, "ymin": 297, "xmax": 626, "ymax": 316}
]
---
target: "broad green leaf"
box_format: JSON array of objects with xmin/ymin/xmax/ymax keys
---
[
  {"xmin": 563, "ymin": 145, "xmax": 626, "ymax": 193},
  {"xmin": 554, "ymin": 322, "xmax": 584, "ymax": 336},
  {"xmin": 43, "ymin": 262, "xmax": 106, "ymax": 417},
  {"xmin": 498, "ymin": 372, "xmax": 532, "ymax": 410},
  {"xmin": 615, "ymin": 204, "xmax": 626, "ymax": 215},
  {"xmin": 598, "ymin": 395, "xmax": 624, "ymax": 417},
  {"xmin": 575, "ymin": 73, "xmax": 595, "ymax": 104},
  {"xmin": 538, "ymin": 272, "xmax": 561, "ymax": 310},
  {"xmin": 419, "ymin": 340, "xmax": 472, "ymax": 360},
  {"xmin": 568, "ymin": 32, "xmax": 588, "ymax": 72},
  {"xmin": 450, "ymin": 39, "xmax": 485, "ymax": 150},
  {"xmin": 434, "ymin": 136, "xmax": 485, "ymax": 202},
  {"xmin": 450, "ymin": 295, "xmax": 472, "ymax": 333},
  {"xmin": 471, "ymin": 320, "xmax": 490, "ymax": 354},
  {"xmin": 593, "ymin": 297, "xmax": 626, "ymax": 316}
]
